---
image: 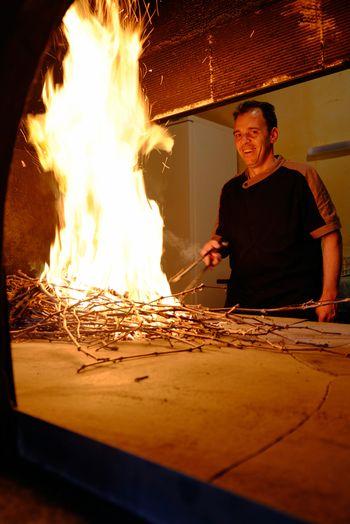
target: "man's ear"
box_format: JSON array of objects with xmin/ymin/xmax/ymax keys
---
[{"xmin": 270, "ymin": 127, "xmax": 279, "ymax": 144}]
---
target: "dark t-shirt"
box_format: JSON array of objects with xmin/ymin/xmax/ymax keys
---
[{"xmin": 216, "ymin": 157, "xmax": 340, "ymax": 308}]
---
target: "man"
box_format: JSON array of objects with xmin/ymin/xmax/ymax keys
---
[{"xmin": 201, "ymin": 100, "xmax": 342, "ymax": 322}]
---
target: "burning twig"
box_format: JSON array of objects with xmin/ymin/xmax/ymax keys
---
[{"xmin": 6, "ymin": 273, "xmax": 350, "ymax": 373}]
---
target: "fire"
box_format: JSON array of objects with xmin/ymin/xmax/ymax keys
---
[{"xmin": 27, "ymin": 0, "xmax": 173, "ymax": 302}]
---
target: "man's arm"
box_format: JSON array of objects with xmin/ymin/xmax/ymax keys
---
[{"xmin": 316, "ymin": 230, "xmax": 342, "ymax": 322}]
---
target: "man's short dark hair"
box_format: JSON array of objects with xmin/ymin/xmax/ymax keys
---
[{"xmin": 233, "ymin": 100, "xmax": 277, "ymax": 132}]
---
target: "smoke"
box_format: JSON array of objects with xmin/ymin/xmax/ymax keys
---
[{"xmin": 164, "ymin": 230, "xmax": 199, "ymax": 263}]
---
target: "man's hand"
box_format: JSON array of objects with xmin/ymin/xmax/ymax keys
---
[
  {"xmin": 316, "ymin": 300, "xmax": 337, "ymax": 322},
  {"xmin": 200, "ymin": 239, "xmax": 222, "ymax": 268},
  {"xmin": 316, "ymin": 230, "xmax": 342, "ymax": 322}
]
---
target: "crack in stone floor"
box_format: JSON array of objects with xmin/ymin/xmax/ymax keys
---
[{"xmin": 208, "ymin": 378, "xmax": 333, "ymax": 483}]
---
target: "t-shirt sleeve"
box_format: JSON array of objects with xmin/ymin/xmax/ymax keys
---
[
  {"xmin": 214, "ymin": 188, "xmax": 226, "ymax": 239},
  {"xmin": 212, "ymin": 189, "xmax": 230, "ymax": 258},
  {"xmin": 300, "ymin": 177, "xmax": 327, "ymax": 235},
  {"xmin": 303, "ymin": 166, "xmax": 341, "ymax": 239}
]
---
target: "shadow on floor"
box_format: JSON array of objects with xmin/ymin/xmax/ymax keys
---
[{"xmin": 0, "ymin": 459, "xmax": 146, "ymax": 523}]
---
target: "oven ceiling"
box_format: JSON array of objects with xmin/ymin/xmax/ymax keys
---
[{"xmin": 142, "ymin": 0, "xmax": 350, "ymax": 120}]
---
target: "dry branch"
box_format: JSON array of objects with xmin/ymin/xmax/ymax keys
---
[{"xmin": 6, "ymin": 273, "xmax": 350, "ymax": 372}]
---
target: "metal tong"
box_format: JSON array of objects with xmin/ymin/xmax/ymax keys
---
[{"xmin": 169, "ymin": 242, "xmax": 228, "ymax": 283}]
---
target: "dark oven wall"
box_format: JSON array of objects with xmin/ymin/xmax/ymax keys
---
[{"xmin": 0, "ymin": 0, "xmax": 74, "ymax": 457}]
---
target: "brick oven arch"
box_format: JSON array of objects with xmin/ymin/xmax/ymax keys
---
[{"xmin": 0, "ymin": 0, "xmax": 73, "ymax": 462}]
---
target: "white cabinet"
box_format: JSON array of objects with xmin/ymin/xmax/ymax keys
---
[{"xmin": 144, "ymin": 115, "xmax": 236, "ymax": 307}]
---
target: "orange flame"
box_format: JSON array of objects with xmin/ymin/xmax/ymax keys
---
[{"xmin": 27, "ymin": 0, "xmax": 173, "ymax": 302}]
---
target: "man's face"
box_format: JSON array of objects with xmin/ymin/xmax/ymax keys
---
[{"xmin": 233, "ymin": 108, "xmax": 278, "ymax": 169}]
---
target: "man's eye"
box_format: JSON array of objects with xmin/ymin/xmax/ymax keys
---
[{"xmin": 234, "ymin": 133, "xmax": 241, "ymax": 139}]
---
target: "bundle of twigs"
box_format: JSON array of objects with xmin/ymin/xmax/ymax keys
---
[{"xmin": 6, "ymin": 272, "xmax": 349, "ymax": 372}]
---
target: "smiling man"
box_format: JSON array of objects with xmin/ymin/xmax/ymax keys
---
[{"xmin": 201, "ymin": 100, "xmax": 342, "ymax": 322}]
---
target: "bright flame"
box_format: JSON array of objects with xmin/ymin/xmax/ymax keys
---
[{"xmin": 27, "ymin": 0, "xmax": 173, "ymax": 302}]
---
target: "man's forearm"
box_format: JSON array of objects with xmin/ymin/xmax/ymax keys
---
[
  {"xmin": 315, "ymin": 230, "xmax": 342, "ymax": 322},
  {"xmin": 320, "ymin": 230, "xmax": 342, "ymax": 300}
]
